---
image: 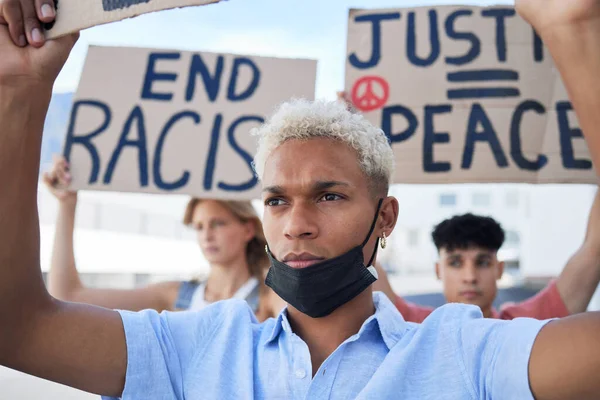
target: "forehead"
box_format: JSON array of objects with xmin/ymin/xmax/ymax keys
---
[
  {"xmin": 441, "ymin": 247, "xmax": 497, "ymax": 258},
  {"xmin": 192, "ymin": 200, "xmax": 233, "ymax": 220},
  {"xmin": 261, "ymin": 138, "xmax": 367, "ymax": 192}
]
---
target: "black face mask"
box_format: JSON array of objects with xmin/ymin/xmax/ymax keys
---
[{"xmin": 265, "ymin": 199, "xmax": 383, "ymax": 318}]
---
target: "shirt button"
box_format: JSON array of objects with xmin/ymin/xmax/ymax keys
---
[{"xmin": 294, "ymin": 369, "xmax": 307, "ymax": 379}]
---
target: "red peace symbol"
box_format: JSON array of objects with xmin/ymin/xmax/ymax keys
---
[{"xmin": 351, "ymin": 76, "xmax": 390, "ymax": 112}]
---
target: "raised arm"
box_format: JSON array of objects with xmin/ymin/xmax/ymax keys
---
[
  {"xmin": 0, "ymin": 2, "xmax": 127, "ymax": 396},
  {"xmin": 43, "ymin": 157, "xmax": 83, "ymax": 300},
  {"xmin": 554, "ymin": 187, "xmax": 600, "ymax": 314},
  {"xmin": 516, "ymin": 0, "xmax": 600, "ymax": 397},
  {"xmin": 43, "ymin": 157, "xmax": 180, "ymax": 312}
]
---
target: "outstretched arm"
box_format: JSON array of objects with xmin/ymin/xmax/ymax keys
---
[
  {"xmin": 516, "ymin": 0, "xmax": 600, "ymax": 397},
  {"xmin": 555, "ymin": 188, "xmax": 600, "ymax": 314},
  {"xmin": 0, "ymin": 2, "xmax": 127, "ymax": 396},
  {"xmin": 44, "ymin": 156, "xmax": 181, "ymax": 311}
]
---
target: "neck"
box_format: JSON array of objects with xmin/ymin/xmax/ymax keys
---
[
  {"xmin": 204, "ymin": 256, "xmax": 253, "ymax": 302},
  {"xmin": 287, "ymin": 288, "xmax": 375, "ymax": 376},
  {"xmin": 481, "ymin": 305, "xmax": 494, "ymax": 318}
]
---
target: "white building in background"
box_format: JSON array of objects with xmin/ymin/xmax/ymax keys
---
[
  {"xmin": 37, "ymin": 188, "xmax": 207, "ymax": 287},
  {"xmin": 377, "ymin": 183, "xmax": 529, "ymax": 274},
  {"xmin": 36, "ymin": 180, "xmax": 600, "ymax": 311}
]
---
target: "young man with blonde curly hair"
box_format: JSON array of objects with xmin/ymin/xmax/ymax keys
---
[{"xmin": 1, "ymin": 1, "xmax": 600, "ymax": 399}]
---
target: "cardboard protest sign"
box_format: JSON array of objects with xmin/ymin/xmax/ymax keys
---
[
  {"xmin": 63, "ymin": 45, "xmax": 317, "ymax": 200},
  {"xmin": 45, "ymin": 0, "xmax": 221, "ymax": 39},
  {"xmin": 345, "ymin": 6, "xmax": 596, "ymax": 184}
]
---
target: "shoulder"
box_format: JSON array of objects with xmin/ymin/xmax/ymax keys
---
[
  {"xmin": 415, "ymin": 304, "xmax": 549, "ymax": 399},
  {"xmin": 114, "ymin": 299, "xmax": 266, "ymax": 399},
  {"xmin": 400, "ymin": 303, "xmax": 489, "ymax": 352},
  {"xmin": 170, "ymin": 298, "xmax": 257, "ymax": 332},
  {"xmin": 119, "ymin": 298, "xmax": 256, "ymax": 341},
  {"xmin": 421, "ymin": 303, "xmax": 484, "ymax": 326},
  {"xmin": 413, "ymin": 303, "xmax": 509, "ymax": 351}
]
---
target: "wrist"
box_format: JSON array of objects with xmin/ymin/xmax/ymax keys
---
[
  {"xmin": 0, "ymin": 85, "xmax": 52, "ymax": 182},
  {"xmin": 58, "ymin": 195, "xmax": 78, "ymax": 209},
  {"xmin": 0, "ymin": 84, "xmax": 52, "ymax": 133},
  {"xmin": 538, "ymin": 20, "xmax": 600, "ymax": 57},
  {"xmin": 0, "ymin": 81, "xmax": 52, "ymax": 102}
]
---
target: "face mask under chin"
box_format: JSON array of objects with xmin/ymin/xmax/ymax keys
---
[{"xmin": 265, "ymin": 199, "xmax": 383, "ymax": 318}]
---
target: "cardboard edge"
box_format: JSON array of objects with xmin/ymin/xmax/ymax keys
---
[{"xmin": 46, "ymin": 0, "xmax": 222, "ymax": 39}]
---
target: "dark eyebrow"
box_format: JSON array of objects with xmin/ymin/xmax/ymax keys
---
[
  {"xmin": 262, "ymin": 181, "xmax": 351, "ymax": 194},
  {"xmin": 262, "ymin": 185, "xmax": 285, "ymax": 195},
  {"xmin": 313, "ymin": 180, "xmax": 351, "ymax": 191}
]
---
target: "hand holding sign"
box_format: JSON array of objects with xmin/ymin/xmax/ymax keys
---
[
  {"xmin": 0, "ymin": 0, "xmax": 56, "ymax": 47},
  {"xmin": 0, "ymin": 7, "xmax": 77, "ymax": 89},
  {"xmin": 43, "ymin": 155, "xmax": 78, "ymax": 204},
  {"xmin": 44, "ymin": 0, "xmax": 222, "ymax": 39},
  {"xmin": 515, "ymin": 0, "xmax": 600, "ymax": 34}
]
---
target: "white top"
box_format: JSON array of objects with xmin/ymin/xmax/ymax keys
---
[{"xmin": 189, "ymin": 277, "xmax": 259, "ymax": 310}]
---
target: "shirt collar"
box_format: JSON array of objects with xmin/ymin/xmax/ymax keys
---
[
  {"xmin": 266, "ymin": 309, "xmax": 288, "ymax": 343},
  {"xmin": 370, "ymin": 291, "xmax": 411, "ymax": 349},
  {"xmin": 265, "ymin": 292, "xmax": 410, "ymax": 349}
]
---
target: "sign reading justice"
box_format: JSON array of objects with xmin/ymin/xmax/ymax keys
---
[
  {"xmin": 346, "ymin": 6, "xmax": 595, "ymax": 184},
  {"xmin": 63, "ymin": 46, "xmax": 317, "ymax": 200}
]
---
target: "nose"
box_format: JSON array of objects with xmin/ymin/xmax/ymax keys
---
[
  {"xmin": 461, "ymin": 263, "xmax": 478, "ymax": 285},
  {"xmin": 283, "ymin": 202, "xmax": 318, "ymax": 240},
  {"xmin": 197, "ymin": 226, "xmax": 214, "ymax": 243}
]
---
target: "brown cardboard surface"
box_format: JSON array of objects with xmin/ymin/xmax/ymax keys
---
[
  {"xmin": 64, "ymin": 45, "xmax": 317, "ymax": 200},
  {"xmin": 345, "ymin": 5, "xmax": 595, "ymax": 184},
  {"xmin": 46, "ymin": 0, "xmax": 221, "ymax": 39}
]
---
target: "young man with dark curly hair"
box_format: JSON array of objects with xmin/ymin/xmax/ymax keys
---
[{"xmin": 375, "ymin": 196, "xmax": 600, "ymax": 322}]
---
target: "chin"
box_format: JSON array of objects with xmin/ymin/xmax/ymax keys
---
[
  {"xmin": 451, "ymin": 297, "xmax": 483, "ymax": 308},
  {"xmin": 204, "ymin": 255, "xmax": 223, "ymax": 264}
]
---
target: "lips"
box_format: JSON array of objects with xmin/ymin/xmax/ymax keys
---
[
  {"xmin": 460, "ymin": 291, "xmax": 481, "ymax": 300},
  {"xmin": 283, "ymin": 252, "xmax": 325, "ymax": 269},
  {"xmin": 203, "ymin": 246, "xmax": 219, "ymax": 253}
]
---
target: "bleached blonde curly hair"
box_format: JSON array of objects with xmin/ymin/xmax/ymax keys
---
[{"xmin": 251, "ymin": 99, "xmax": 395, "ymax": 196}]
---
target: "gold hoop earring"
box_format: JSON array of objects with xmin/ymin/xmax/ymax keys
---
[{"xmin": 381, "ymin": 232, "xmax": 387, "ymax": 249}]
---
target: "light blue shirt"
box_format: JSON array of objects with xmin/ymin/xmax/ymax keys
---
[{"xmin": 105, "ymin": 292, "xmax": 549, "ymax": 399}]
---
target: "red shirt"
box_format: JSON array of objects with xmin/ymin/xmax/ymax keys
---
[{"xmin": 394, "ymin": 280, "xmax": 569, "ymax": 323}]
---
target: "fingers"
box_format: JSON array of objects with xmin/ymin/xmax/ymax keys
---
[
  {"xmin": 43, "ymin": 168, "xmax": 73, "ymax": 200},
  {"xmin": 34, "ymin": 0, "xmax": 54, "ymax": 23},
  {"xmin": 49, "ymin": 154, "xmax": 71, "ymax": 186},
  {"xmin": 20, "ymin": 0, "xmax": 44, "ymax": 47},
  {"xmin": 1, "ymin": 0, "xmax": 26, "ymax": 47},
  {"xmin": 0, "ymin": 0, "xmax": 56, "ymax": 47},
  {"xmin": 336, "ymin": 91, "xmax": 352, "ymax": 104},
  {"xmin": 42, "ymin": 171, "xmax": 54, "ymax": 186}
]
